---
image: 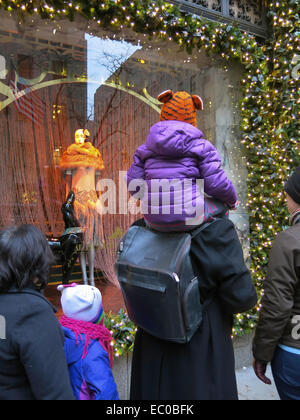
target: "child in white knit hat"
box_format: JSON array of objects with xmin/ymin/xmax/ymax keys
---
[{"xmin": 57, "ymin": 283, "xmax": 119, "ymax": 400}]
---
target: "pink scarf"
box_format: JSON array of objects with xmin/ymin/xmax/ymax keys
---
[{"xmin": 60, "ymin": 316, "xmax": 114, "ymax": 368}]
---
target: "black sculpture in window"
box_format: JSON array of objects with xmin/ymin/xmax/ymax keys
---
[{"xmin": 47, "ymin": 191, "xmax": 83, "ymax": 284}]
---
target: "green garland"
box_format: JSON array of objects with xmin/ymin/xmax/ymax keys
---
[
  {"xmin": 104, "ymin": 310, "xmax": 136, "ymax": 358},
  {"xmin": 0, "ymin": 0, "xmax": 299, "ymax": 345},
  {"xmin": 238, "ymin": 1, "xmax": 300, "ymax": 336}
]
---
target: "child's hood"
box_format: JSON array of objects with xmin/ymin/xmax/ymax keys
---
[{"xmin": 145, "ymin": 120, "xmax": 205, "ymax": 158}]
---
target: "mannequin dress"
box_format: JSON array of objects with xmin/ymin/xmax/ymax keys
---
[{"xmin": 60, "ymin": 134, "xmax": 104, "ymax": 285}]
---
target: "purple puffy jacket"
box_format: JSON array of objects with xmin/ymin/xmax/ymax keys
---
[{"xmin": 127, "ymin": 120, "xmax": 238, "ymax": 230}]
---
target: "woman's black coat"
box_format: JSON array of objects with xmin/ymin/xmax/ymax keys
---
[
  {"xmin": 130, "ymin": 218, "xmax": 257, "ymax": 400},
  {"xmin": 0, "ymin": 287, "xmax": 74, "ymax": 400}
]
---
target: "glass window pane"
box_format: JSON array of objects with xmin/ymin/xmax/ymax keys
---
[{"xmin": 0, "ymin": 10, "xmax": 246, "ymax": 283}]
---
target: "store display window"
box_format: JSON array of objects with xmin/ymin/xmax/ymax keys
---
[{"xmin": 0, "ymin": 10, "xmax": 243, "ymax": 283}]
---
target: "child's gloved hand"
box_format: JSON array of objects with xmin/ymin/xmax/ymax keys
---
[{"xmin": 227, "ymin": 200, "xmax": 239, "ymax": 211}]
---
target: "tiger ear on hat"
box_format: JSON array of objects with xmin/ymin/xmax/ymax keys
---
[
  {"xmin": 192, "ymin": 95, "xmax": 204, "ymax": 111},
  {"xmin": 157, "ymin": 90, "xmax": 173, "ymax": 103}
]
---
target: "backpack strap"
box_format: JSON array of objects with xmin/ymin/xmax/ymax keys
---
[
  {"xmin": 190, "ymin": 218, "xmax": 221, "ymax": 312},
  {"xmin": 189, "ymin": 218, "xmax": 221, "ymax": 239}
]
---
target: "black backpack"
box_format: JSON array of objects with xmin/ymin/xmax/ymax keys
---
[{"xmin": 115, "ymin": 220, "xmax": 217, "ymax": 344}]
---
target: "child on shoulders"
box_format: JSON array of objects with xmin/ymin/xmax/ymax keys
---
[{"xmin": 127, "ymin": 90, "xmax": 238, "ymax": 231}]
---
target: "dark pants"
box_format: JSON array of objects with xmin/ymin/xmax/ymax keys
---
[{"xmin": 271, "ymin": 347, "xmax": 300, "ymax": 400}]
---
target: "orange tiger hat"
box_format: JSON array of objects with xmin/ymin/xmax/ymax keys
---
[{"xmin": 158, "ymin": 90, "xmax": 203, "ymax": 127}]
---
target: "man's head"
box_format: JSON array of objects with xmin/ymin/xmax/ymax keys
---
[{"xmin": 284, "ymin": 165, "xmax": 300, "ymax": 214}]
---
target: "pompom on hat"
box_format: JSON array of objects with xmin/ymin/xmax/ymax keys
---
[
  {"xmin": 158, "ymin": 90, "xmax": 203, "ymax": 127},
  {"xmin": 57, "ymin": 283, "xmax": 104, "ymax": 324}
]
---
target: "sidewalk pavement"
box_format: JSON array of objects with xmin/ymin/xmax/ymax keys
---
[{"xmin": 236, "ymin": 365, "xmax": 280, "ymax": 400}]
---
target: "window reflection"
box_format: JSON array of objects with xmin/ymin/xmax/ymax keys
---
[{"xmin": 0, "ymin": 10, "xmax": 243, "ymax": 283}]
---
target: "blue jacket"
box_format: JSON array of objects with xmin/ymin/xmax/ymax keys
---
[{"xmin": 62, "ymin": 326, "xmax": 119, "ymax": 400}]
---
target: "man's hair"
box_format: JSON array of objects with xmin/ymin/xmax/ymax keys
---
[{"xmin": 0, "ymin": 224, "xmax": 55, "ymax": 292}]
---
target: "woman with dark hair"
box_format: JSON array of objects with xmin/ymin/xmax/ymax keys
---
[{"xmin": 0, "ymin": 224, "xmax": 74, "ymax": 400}]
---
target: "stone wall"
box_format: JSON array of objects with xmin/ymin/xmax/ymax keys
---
[{"xmin": 199, "ymin": 62, "xmax": 250, "ymax": 263}]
